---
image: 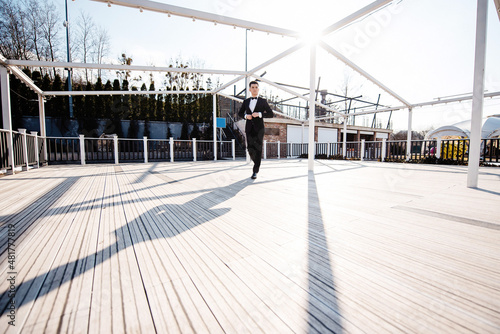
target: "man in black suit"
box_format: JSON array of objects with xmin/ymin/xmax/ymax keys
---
[{"xmin": 238, "ymin": 81, "xmax": 274, "ymax": 179}]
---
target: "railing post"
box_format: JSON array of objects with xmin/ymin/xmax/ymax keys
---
[
  {"xmin": 406, "ymin": 107, "xmax": 413, "ymax": 161},
  {"xmin": 231, "ymin": 139, "xmax": 235, "ymax": 161},
  {"xmin": 31, "ymin": 131, "xmax": 39, "ymax": 168},
  {"xmin": 79, "ymin": 134, "xmax": 85, "ymax": 165},
  {"xmin": 143, "ymin": 136, "xmax": 148, "ymax": 163},
  {"xmin": 113, "ymin": 135, "xmax": 119, "ymax": 165},
  {"xmin": 278, "ymin": 141, "xmax": 281, "ymax": 159},
  {"xmin": 381, "ymin": 138, "xmax": 387, "ymax": 162},
  {"xmin": 169, "ymin": 137, "xmax": 174, "ymax": 162},
  {"xmin": 263, "ymin": 140, "xmax": 267, "ymax": 160},
  {"xmin": 436, "ymin": 138, "xmax": 442, "ymax": 159},
  {"xmin": 19, "ymin": 129, "xmax": 29, "ymax": 171},
  {"xmin": 193, "ymin": 138, "xmax": 197, "ymax": 162},
  {"xmin": 361, "ymin": 139, "xmax": 365, "ymax": 161},
  {"xmin": 78, "ymin": 135, "xmax": 85, "ymax": 165},
  {"xmin": 343, "ymin": 120, "xmax": 347, "ymax": 158},
  {"xmin": 327, "ymin": 142, "xmax": 331, "ymax": 158}
]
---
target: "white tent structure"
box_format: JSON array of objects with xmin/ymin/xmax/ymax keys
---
[
  {"xmin": 1, "ymin": 0, "xmax": 500, "ymax": 188},
  {"xmin": 425, "ymin": 115, "xmax": 500, "ymax": 140}
]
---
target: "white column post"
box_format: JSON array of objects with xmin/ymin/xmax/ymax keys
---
[
  {"xmin": 361, "ymin": 139, "xmax": 365, "ymax": 161},
  {"xmin": 327, "ymin": 142, "xmax": 331, "ymax": 158},
  {"xmin": 1, "ymin": 67, "xmax": 15, "ymax": 174},
  {"xmin": 278, "ymin": 141, "xmax": 281, "ymax": 159},
  {"xmin": 19, "ymin": 129, "xmax": 29, "ymax": 171},
  {"xmin": 213, "ymin": 94, "xmax": 217, "ymax": 161},
  {"xmin": 436, "ymin": 138, "xmax": 442, "ymax": 159},
  {"xmin": 79, "ymin": 134, "xmax": 85, "ymax": 165},
  {"xmin": 169, "ymin": 137, "xmax": 174, "ymax": 162},
  {"xmin": 468, "ymin": 0, "xmax": 488, "ymax": 188},
  {"xmin": 381, "ymin": 138, "xmax": 387, "ymax": 162},
  {"xmin": 342, "ymin": 120, "xmax": 347, "ymax": 158},
  {"xmin": 31, "ymin": 131, "xmax": 39, "ymax": 168},
  {"xmin": 308, "ymin": 45, "xmax": 316, "ymax": 171},
  {"xmin": 263, "ymin": 140, "xmax": 267, "ymax": 160},
  {"xmin": 231, "ymin": 139, "xmax": 235, "ymax": 160},
  {"xmin": 406, "ymin": 107, "xmax": 413, "ymax": 161},
  {"xmin": 38, "ymin": 94, "xmax": 47, "ymax": 165},
  {"xmin": 113, "ymin": 134, "xmax": 119, "ymax": 165},
  {"xmin": 143, "ymin": 136, "xmax": 148, "ymax": 163},
  {"xmin": 193, "ymin": 138, "xmax": 197, "ymax": 162}
]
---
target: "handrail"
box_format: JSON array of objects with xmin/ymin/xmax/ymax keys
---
[{"xmin": 2, "ymin": 133, "xmax": 499, "ymax": 175}]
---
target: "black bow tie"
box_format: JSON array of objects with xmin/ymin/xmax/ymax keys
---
[{"xmin": 250, "ymin": 97, "xmax": 257, "ymax": 100}]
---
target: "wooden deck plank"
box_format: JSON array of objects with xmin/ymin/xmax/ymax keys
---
[
  {"xmin": 116, "ymin": 169, "xmax": 282, "ymax": 333},
  {"xmin": 0, "ymin": 166, "xmax": 104, "ymax": 333},
  {"xmin": 0, "ymin": 159, "xmax": 499, "ymax": 333},
  {"xmin": 23, "ymin": 166, "xmax": 110, "ymax": 334}
]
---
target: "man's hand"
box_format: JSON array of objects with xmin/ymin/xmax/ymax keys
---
[
  {"xmin": 251, "ymin": 112, "xmax": 260, "ymax": 118},
  {"xmin": 246, "ymin": 114, "xmax": 253, "ymax": 120}
]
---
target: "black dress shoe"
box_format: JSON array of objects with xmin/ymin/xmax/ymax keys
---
[{"xmin": 251, "ymin": 173, "xmax": 257, "ymax": 179}]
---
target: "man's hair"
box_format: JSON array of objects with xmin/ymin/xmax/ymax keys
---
[{"xmin": 249, "ymin": 80, "xmax": 259, "ymax": 87}]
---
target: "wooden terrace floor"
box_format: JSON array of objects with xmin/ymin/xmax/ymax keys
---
[{"xmin": 0, "ymin": 159, "xmax": 499, "ymax": 333}]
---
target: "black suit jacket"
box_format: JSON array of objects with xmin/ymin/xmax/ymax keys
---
[{"xmin": 238, "ymin": 97, "xmax": 274, "ymax": 134}]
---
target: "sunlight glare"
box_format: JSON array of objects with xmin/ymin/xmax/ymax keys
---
[{"xmin": 299, "ymin": 27, "xmax": 324, "ymax": 46}]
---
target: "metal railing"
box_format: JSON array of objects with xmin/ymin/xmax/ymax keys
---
[
  {"xmin": 2, "ymin": 131, "xmax": 499, "ymax": 175},
  {"xmin": 47, "ymin": 137, "xmax": 81, "ymax": 163},
  {"xmin": 482, "ymin": 138, "xmax": 500, "ymax": 163},
  {"xmin": 0, "ymin": 130, "xmax": 10, "ymax": 170},
  {"xmin": 148, "ymin": 139, "xmax": 170, "ymax": 161},
  {"xmin": 119, "ymin": 138, "xmax": 144, "ymax": 162}
]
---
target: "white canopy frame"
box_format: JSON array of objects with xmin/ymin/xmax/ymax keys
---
[{"xmin": 0, "ymin": 0, "xmax": 495, "ymax": 187}]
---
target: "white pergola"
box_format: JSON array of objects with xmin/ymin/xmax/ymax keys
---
[{"xmin": 1, "ymin": 0, "xmax": 499, "ymax": 187}]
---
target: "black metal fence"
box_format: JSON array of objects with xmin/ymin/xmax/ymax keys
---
[
  {"xmin": 47, "ymin": 137, "xmax": 81, "ymax": 163},
  {"xmin": 2, "ymin": 131, "xmax": 499, "ymax": 174},
  {"xmin": 0, "ymin": 130, "xmax": 9, "ymax": 170},
  {"xmin": 482, "ymin": 138, "xmax": 500, "ymax": 163},
  {"xmin": 148, "ymin": 140, "xmax": 170, "ymax": 161}
]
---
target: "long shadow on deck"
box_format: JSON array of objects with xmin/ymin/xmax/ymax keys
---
[
  {"xmin": 0, "ymin": 176, "xmax": 253, "ymax": 328},
  {"xmin": 307, "ymin": 171, "xmax": 344, "ymax": 333}
]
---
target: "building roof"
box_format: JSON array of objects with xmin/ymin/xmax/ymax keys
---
[{"xmin": 425, "ymin": 114, "xmax": 500, "ymax": 139}]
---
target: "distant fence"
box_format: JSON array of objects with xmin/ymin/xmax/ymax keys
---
[
  {"xmin": 261, "ymin": 138, "xmax": 500, "ymax": 164},
  {"xmin": 1, "ymin": 130, "xmax": 499, "ymax": 174}
]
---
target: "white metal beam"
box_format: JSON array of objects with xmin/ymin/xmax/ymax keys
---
[
  {"xmin": 43, "ymin": 90, "xmax": 213, "ymax": 96},
  {"xmin": 91, "ymin": 0, "xmax": 299, "ymax": 37},
  {"xmin": 0, "ymin": 55, "xmax": 43, "ymax": 95},
  {"xmin": 216, "ymin": 92, "xmax": 243, "ymax": 103},
  {"xmin": 320, "ymin": 0, "xmax": 394, "ymax": 36},
  {"xmin": 253, "ymin": 75, "xmax": 344, "ymax": 119},
  {"xmin": 214, "ymin": 42, "xmax": 305, "ymax": 94},
  {"xmin": 412, "ymin": 91, "xmax": 500, "ymax": 108},
  {"xmin": 468, "ymin": 0, "xmax": 488, "ymax": 188},
  {"xmin": 6, "ymin": 59, "xmax": 246, "ymax": 76},
  {"xmin": 318, "ymin": 90, "xmax": 500, "ymax": 119},
  {"xmin": 216, "ymin": 92, "xmax": 303, "ymax": 122},
  {"xmin": 319, "ymin": 41, "xmax": 412, "ymax": 108}
]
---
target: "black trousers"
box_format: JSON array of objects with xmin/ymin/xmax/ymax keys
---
[{"xmin": 246, "ymin": 128, "xmax": 265, "ymax": 173}]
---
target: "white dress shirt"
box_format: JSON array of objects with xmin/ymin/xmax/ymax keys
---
[{"xmin": 249, "ymin": 97, "xmax": 262, "ymax": 117}]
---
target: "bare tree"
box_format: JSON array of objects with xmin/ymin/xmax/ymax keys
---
[
  {"xmin": 95, "ymin": 26, "xmax": 110, "ymax": 78},
  {"xmin": 39, "ymin": 0, "xmax": 61, "ymax": 77},
  {"xmin": 0, "ymin": 0, "xmax": 32, "ymax": 60},
  {"xmin": 75, "ymin": 11, "xmax": 96, "ymax": 82},
  {"xmin": 336, "ymin": 70, "xmax": 364, "ymax": 125},
  {"xmin": 23, "ymin": 0, "xmax": 45, "ymax": 73}
]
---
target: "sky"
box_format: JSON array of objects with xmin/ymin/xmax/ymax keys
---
[{"xmin": 53, "ymin": 0, "xmax": 500, "ymax": 131}]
